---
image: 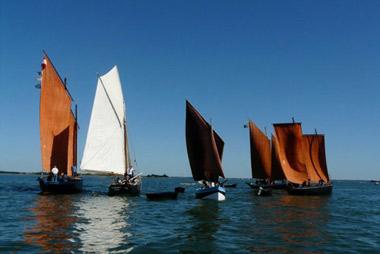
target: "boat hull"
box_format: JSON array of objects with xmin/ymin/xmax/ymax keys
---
[
  {"xmin": 108, "ymin": 178, "xmax": 141, "ymax": 196},
  {"xmin": 38, "ymin": 177, "xmax": 83, "ymax": 194},
  {"xmin": 195, "ymin": 186, "xmax": 226, "ymax": 201},
  {"xmin": 246, "ymin": 182, "xmax": 287, "ymax": 190},
  {"xmin": 287, "ymin": 184, "xmax": 333, "ymax": 195},
  {"xmin": 224, "ymin": 183, "xmax": 237, "ymax": 188},
  {"xmin": 146, "ymin": 192, "xmax": 178, "ymax": 201}
]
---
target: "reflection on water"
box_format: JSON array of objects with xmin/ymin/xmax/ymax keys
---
[
  {"xmin": 182, "ymin": 201, "xmax": 220, "ymax": 252},
  {"xmin": 275, "ymin": 195, "xmax": 331, "ymax": 252},
  {"xmin": 24, "ymin": 194, "xmax": 79, "ymax": 252},
  {"xmin": 75, "ymin": 195, "xmax": 132, "ymax": 253},
  {"xmin": 243, "ymin": 192, "xmax": 331, "ymax": 253}
]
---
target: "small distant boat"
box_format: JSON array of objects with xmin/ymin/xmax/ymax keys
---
[
  {"xmin": 37, "ymin": 53, "xmax": 82, "ymax": 194},
  {"xmin": 224, "ymin": 183, "xmax": 237, "ymax": 188},
  {"xmin": 273, "ymin": 122, "xmax": 333, "ymax": 195},
  {"xmin": 81, "ymin": 66, "xmax": 141, "ymax": 196},
  {"xmin": 245, "ymin": 121, "xmax": 286, "ymax": 190},
  {"xmin": 185, "ymin": 100, "xmax": 226, "ymax": 201}
]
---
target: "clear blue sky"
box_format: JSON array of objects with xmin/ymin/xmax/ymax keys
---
[{"xmin": 1, "ymin": 0, "xmax": 379, "ymax": 179}]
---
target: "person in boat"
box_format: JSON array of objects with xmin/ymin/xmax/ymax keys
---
[
  {"xmin": 47, "ymin": 173, "xmax": 53, "ymax": 181},
  {"xmin": 124, "ymin": 167, "xmax": 135, "ymax": 183},
  {"xmin": 202, "ymin": 180, "xmax": 209, "ymax": 188},
  {"xmin": 51, "ymin": 166, "xmax": 59, "ymax": 182},
  {"xmin": 307, "ymin": 179, "xmax": 311, "ymax": 186},
  {"xmin": 319, "ymin": 179, "xmax": 324, "ymax": 185},
  {"xmin": 129, "ymin": 167, "xmax": 135, "ymax": 178},
  {"xmin": 58, "ymin": 172, "xmax": 65, "ymax": 183},
  {"xmin": 72, "ymin": 166, "xmax": 77, "ymax": 176}
]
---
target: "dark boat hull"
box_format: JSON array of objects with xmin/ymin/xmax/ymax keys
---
[
  {"xmin": 246, "ymin": 182, "xmax": 286, "ymax": 190},
  {"xmin": 195, "ymin": 186, "xmax": 226, "ymax": 201},
  {"xmin": 224, "ymin": 183, "xmax": 237, "ymax": 188},
  {"xmin": 108, "ymin": 181, "xmax": 141, "ymax": 196},
  {"xmin": 174, "ymin": 187, "xmax": 185, "ymax": 193},
  {"xmin": 38, "ymin": 177, "xmax": 83, "ymax": 194},
  {"xmin": 287, "ymin": 184, "xmax": 333, "ymax": 195},
  {"xmin": 146, "ymin": 192, "xmax": 178, "ymax": 201}
]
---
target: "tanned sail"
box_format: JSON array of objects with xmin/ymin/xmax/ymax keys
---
[
  {"xmin": 248, "ymin": 121, "xmax": 271, "ymax": 179},
  {"xmin": 81, "ymin": 66, "xmax": 130, "ymax": 175},
  {"xmin": 185, "ymin": 100, "xmax": 225, "ymax": 182},
  {"xmin": 40, "ymin": 55, "xmax": 77, "ymax": 176},
  {"xmin": 270, "ymin": 135, "xmax": 285, "ymax": 181},
  {"xmin": 302, "ymin": 134, "xmax": 330, "ymax": 183},
  {"xmin": 273, "ymin": 123, "xmax": 308, "ymax": 184}
]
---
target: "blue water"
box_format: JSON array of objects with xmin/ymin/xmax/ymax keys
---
[{"xmin": 0, "ymin": 174, "xmax": 379, "ymax": 253}]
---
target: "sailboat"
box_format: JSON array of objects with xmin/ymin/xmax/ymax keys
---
[
  {"xmin": 246, "ymin": 120, "xmax": 286, "ymax": 191},
  {"xmin": 185, "ymin": 100, "xmax": 226, "ymax": 201},
  {"xmin": 273, "ymin": 121, "xmax": 333, "ymax": 195},
  {"xmin": 81, "ymin": 66, "xmax": 141, "ymax": 196},
  {"xmin": 37, "ymin": 53, "xmax": 82, "ymax": 193}
]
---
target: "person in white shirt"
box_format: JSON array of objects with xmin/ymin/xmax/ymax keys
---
[
  {"xmin": 52, "ymin": 166, "xmax": 59, "ymax": 182},
  {"xmin": 129, "ymin": 167, "xmax": 135, "ymax": 178}
]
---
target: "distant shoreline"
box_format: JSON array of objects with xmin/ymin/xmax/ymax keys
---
[
  {"xmin": 0, "ymin": 170, "xmax": 172, "ymax": 177},
  {"xmin": 0, "ymin": 171, "xmax": 377, "ymax": 181}
]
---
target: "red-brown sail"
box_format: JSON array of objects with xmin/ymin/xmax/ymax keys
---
[
  {"xmin": 273, "ymin": 123, "xmax": 308, "ymax": 184},
  {"xmin": 270, "ymin": 135, "xmax": 285, "ymax": 181},
  {"xmin": 185, "ymin": 100, "xmax": 225, "ymax": 182},
  {"xmin": 248, "ymin": 121, "xmax": 271, "ymax": 179},
  {"xmin": 302, "ymin": 134, "xmax": 330, "ymax": 183},
  {"xmin": 40, "ymin": 54, "xmax": 77, "ymax": 176}
]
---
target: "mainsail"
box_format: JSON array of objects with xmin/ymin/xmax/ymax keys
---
[
  {"xmin": 185, "ymin": 100, "xmax": 225, "ymax": 182},
  {"xmin": 81, "ymin": 66, "xmax": 131, "ymax": 175},
  {"xmin": 248, "ymin": 121, "xmax": 271, "ymax": 179},
  {"xmin": 302, "ymin": 134, "xmax": 330, "ymax": 183},
  {"xmin": 273, "ymin": 123, "xmax": 308, "ymax": 184},
  {"xmin": 39, "ymin": 54, "xmax": 77, "ymax": 176},
  {"xmin": 273, "ymin": 123, "xmax": 330, "ymax": 184},
  {"xmin": 270, "ymin": 135, "xmax": 285, "ymax": 181}
]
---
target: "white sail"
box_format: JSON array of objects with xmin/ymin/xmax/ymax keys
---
[{"xmin": 81, "ymin": 66, "xmax": 128, "ymax": 174}]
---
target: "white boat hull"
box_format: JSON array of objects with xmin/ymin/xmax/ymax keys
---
[{"xmin": 195, "ymin": 186, "xmax": 226, "ymax": 201}]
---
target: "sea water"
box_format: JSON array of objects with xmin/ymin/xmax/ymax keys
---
[{"xmin": 0, "ymin": 174, "xmax": 379, "ymax": 253}]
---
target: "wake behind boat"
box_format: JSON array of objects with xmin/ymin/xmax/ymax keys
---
[
  {"xmin": 273, "ymin": 122, "xmax": 333, "ymax": 195},
  {"xmin": 37, "ymin": 53, "xmax": 82, "ymax": 194},
  {"xmin": 185, "ymin": 100, "xmax": 226, "ymax": 201},
  {"xmin": 81, "ymin": 66, "xmax": 141, "ymax": 196}
]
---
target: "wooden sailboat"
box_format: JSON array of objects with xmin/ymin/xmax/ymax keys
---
[
  {"xmin": 80, "ymin": 66, "xmax": 141, "ymax": 196},
  {"xmin": 273, "ymin": 122, "xmax": 333, "ymax": 195},
  {"xmin": 185, "ymin": 100, "xmax": 226, "ymax": 201},
  {"xmin": 37, "ymin": 53, "xmax": 82, "ymax": 193},
  {"xmin": 246, "ymin": 121, "xmax": 286, "ymax": 191}
]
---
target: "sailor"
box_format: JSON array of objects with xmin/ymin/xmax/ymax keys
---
[
  {"xmin": 129, "ymin": 167, "xmax": 135, "ymax": 178},
  {"xmin": 52, "ymin": 166, "xmax": 59, "ymax": 182}
]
